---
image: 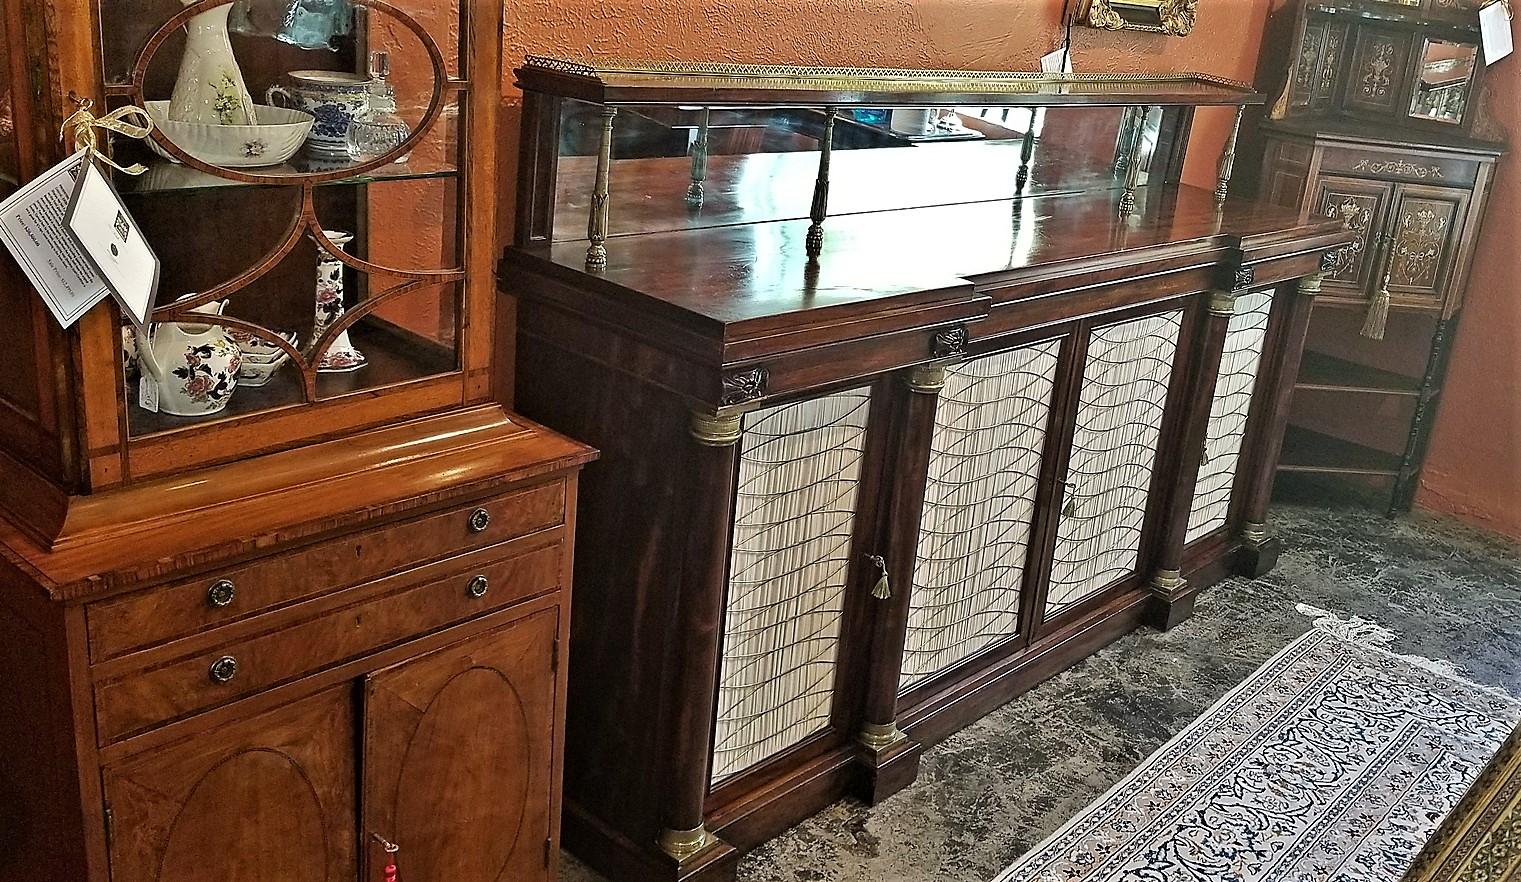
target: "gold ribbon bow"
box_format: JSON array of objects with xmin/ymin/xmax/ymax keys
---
[{"xmin": 59, "ymin": 97, "xmax": 155, "ymax": 176}]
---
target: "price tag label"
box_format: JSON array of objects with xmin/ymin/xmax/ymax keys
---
[
  {"xmin": 0, "ymin": 149, "xmax": 110, "ymax": 328},
  {"xmin": 1481, "ymin": 0, "xmax": 1514, "ymax": 66},
  {"xmin": 65, "ymin": 156, "xmax": 160, "ymax": 332}
]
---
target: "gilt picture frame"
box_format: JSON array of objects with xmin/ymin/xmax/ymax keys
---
[{"xmin": 1081, "ymin": 0, "xmax": 1200, "ymax": 36}]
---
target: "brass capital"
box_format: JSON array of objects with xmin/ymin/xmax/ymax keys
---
[
  {"xmin": 657, "ymin": 825, "xmax": 713, "ymax": 862},
  {"xmin": 1242, "ymin": 521, "xmax": 1271, "ymax": 546},
  {"xmin": 906, "ymin": 364, "xmax": 947, "ymax": 394},
  {"xmin": 1207, "ymin": 290, "xmax": 1239, "ymax": 317},
  {"xmin": 1297, "ymin": 273, "xmax": 1324, "ymax": 296},
  {"xmin": 858, "ymin": 721, "xmax": 907, "ymax": 751},
  {"xmin": 689, "ymin": 411, "xmax": 742, "ymax": 447}
]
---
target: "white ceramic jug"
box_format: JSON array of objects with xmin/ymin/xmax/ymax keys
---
[
  {"xmin": 168, "ymin": 1, "xmax": 257, "ymax": 125},
  {"xmin": 135, "ymin": 299, "xmax": 242, "ymax": 417}
]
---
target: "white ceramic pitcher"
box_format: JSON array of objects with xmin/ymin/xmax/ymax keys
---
[
  {"xmin": 135, "ymin": 299, "xmax": 242, "ymax": 417},
  {"xmin": 168, "ymin": 1, "xmax": 257, "ymax": 126}
]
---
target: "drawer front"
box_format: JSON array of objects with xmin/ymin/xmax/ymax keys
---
[
  {"xmin": 1320, "ymin": 146, "xmax": 1480, "ymax": 189},
  {"xmin": 94, "ymin": 539, "xmax": 563, "ymax": 743},
  {"xmin": 87, "ymin": 481, "xmax": 565, "ymax": 662}
]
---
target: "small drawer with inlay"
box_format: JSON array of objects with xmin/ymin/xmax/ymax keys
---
[
  {"xmin": 92, "ymin": 535, "xmax": 564, "ymax": 744},
  {"xmin": 85, "ymin": 480, "xmax": 565, "ymax": 662}
]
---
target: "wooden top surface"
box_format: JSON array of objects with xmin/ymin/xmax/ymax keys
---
[
  {"xmin": 511, "ymin": 177, "xmax": 1345, "ymax": 339},
  {"xmin": 516, "ymin": 57, "xmax": 1264, "ymax": 108}
]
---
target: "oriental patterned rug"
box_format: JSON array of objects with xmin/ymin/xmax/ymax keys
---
[{"xmin": 996, "ymin": 616, "xmax": 1521, "ymax": 882}]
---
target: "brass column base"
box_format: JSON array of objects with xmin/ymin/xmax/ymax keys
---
[
  {"xmin": 858, "ymin": 721, "xmax": 907, "ymax": 752},
  {"xmin": 657, "ymin": 825, "xmax": 715, "ymax": 862}
]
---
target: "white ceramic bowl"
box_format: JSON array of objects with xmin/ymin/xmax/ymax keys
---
[
  {"xmin": 229, "ymin": 328, "xmax": 299, "ymax": 360},
  {"xmin": 237, "ymin": 349, "xmax": 293, "ymax": 387},
  {"xmin": 145, "ymin": 101, "xmax": 314, "ymax": 168}
]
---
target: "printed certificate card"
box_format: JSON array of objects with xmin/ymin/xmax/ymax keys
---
[{"xmin": 0, "ymin": 149, "xmax": 110, "ymax": 328}]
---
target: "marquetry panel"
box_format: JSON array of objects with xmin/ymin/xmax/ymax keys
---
[
  {"xmin": 901, "ymin": 340, "xmax": 1062, "ymax": 689},
  {"xmin": 1346, "ymin": 27, "xmax": 1411, "ymax": 114},
  {"xmin": 1387, "ymin": 187, "xmax": 1467, "ymax": 303},
  {"xmin": 1315, "ymin": 177, "xmax": 1393, "ymax": 294},
  {"xmin": 1187, "ymin": 290, "xmax": 1275, "ymax": 544},
  {"xmin": 1046, "ymin": 311, "xmax": 1182, "ymax": 621},
  {"xmin": 711, "ymin": 388, "xmax": 872, "ymax": 784},
  {"xmin": 1292, "ymin": 19, "xmax": 1347, "ymax": 109}
]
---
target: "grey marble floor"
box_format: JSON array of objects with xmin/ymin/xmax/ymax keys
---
[{"xmin": 562, "ymin": 504, "xmax": 1521, "ymax": 882}]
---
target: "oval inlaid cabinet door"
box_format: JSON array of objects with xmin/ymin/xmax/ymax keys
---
[
  {"xmin": 361, "ymin": 609, "xmax": 559, "ymax": 882},
  {"xmin": 101, "ymin": 687, "xmax": 357, "ymax": 882}
]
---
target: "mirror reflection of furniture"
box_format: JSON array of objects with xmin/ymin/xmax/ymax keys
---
[{"xmin": 1254, "ymin": 0, "xmax": 1505, "ymax": 514}]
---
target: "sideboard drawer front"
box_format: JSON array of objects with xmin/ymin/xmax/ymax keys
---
[
  {"xmin": 902, "ymin": 339, "xmax": 1061, "ymax": 690},
  {"xmin": 1320, "ymin": 146, "xmax": 1480, "ymax": 189},
  {"xmin": 1047, "ymin": 310, "xmax": 1183, "ymax": 621},
  {"xmin": 87, "ymin": 481, "xmax": 565, "ymax": 662},
  {"xmin": 1187, "ymin": 290, "xmax": 1275, "ymax": 543},
  {"xmin": 710, "ymin": 388, "xmax": 871, "ymax": 786},
  {"xmin": 94, "ymin": 540, "xmax": 563, "ymax": 743}
]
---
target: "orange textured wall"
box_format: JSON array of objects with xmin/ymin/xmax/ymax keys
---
[
  {"xmin": 1416, "ymin": 57, "xmax": 1521, "ymax": 537},
  {"xmin": 496, "ymin": 0, "xmax": 1278, "ymax": 245}
]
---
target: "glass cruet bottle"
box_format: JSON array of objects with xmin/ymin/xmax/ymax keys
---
[{"xmin": 346, "ymin": 50, "xmax": 411, "ymax": 163}]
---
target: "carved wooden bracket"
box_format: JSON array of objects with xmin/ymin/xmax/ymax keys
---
[
  {"xmin": 720, "ymin": 366, "xmax": 769, "ymax": 407},
  {"xmin": 931, "ymin": 327, "xmax": 969, "ymax": 359}
]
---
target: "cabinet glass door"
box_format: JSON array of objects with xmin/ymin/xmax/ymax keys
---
[
  {"xmin": 901, "ymin": 338, "xmax": 1062, "ymax": 689},
  {"xmin": 710, "ymin": 387, "xmax": 872, "ymax": 785},
  {"xmin": 1045, "ymin": 310, "xmax": 1183, "ymax": 622},
  {"xmin": 1188, "ymin": 290, "xmax": 1276, "ymax": 543}
]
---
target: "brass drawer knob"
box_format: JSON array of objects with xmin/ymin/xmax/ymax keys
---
[
  {"xmin": 206, "ymin": 579, "xmax": 237, "ymax": 609},
  {"xmin": 467, "ymin": 575, "xmax": 490, "ymax": 599},
  {"xmin": 468, "ymin": 508, "xmax": 491, "ymax": 533},
  {"xmin": 208, "ymin": 655, "xmax": 239, "ymax": 684}
]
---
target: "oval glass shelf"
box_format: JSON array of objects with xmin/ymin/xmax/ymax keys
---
[{"xmin": 122, "ymin": 154, "xmax": 458, "ymax": 194}]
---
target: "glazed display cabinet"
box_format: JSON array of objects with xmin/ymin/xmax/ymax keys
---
[
  {"xmin": 0, "ymin": 3, "xmax": 594, "ymax": 882},
  {"xmin": 502, "ymin": 59, "xmax": 1353, "ymax": 882},
  {"xmin": 1255, "ymin": 0, "xmax": 1504, "ymax": 512}
]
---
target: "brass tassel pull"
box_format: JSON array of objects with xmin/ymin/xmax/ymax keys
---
[
  {"xmin": 1362, "ymin": 233, "xmax": 1395, "ymax": 341},
  {"xmin": 866, "ymin": 554, "xmax": 891, "ymax": 600}
]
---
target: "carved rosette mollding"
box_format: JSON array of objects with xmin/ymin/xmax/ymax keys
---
[
  {"xmin": 931, "ymin": 327, "xmax": 970, "ymax": 359},
  {"xmin": 720, "ymin": 366, "xmax": 769, "ymax": 407},
  {"xmin": 1389, "ymin": 203, "xmax": 1451, "ymax": 290},
  {"xmin": 1321, "ymin": 249, "xmax": 1343, "ymax": 275},
  {"xmin": 1232, "ymin": 266, "xmax": 1256, "ymax": 291},
  {"xmin": 1157, "ymin": 0, "xmax": 1198, "ymax": 36}
]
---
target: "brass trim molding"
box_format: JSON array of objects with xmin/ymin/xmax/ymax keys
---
[
  {"xmin": 1242, "ymin": 521, "xmax": 1271, "ymax": 546},
  {"xmin": 1149, "ymin": 568, "xmax": 1188, "ymax": 594},
  {"xmin": 1298, "ymin": 273, "xmax": 1325, "ymax": 296},
  {"xmin": 690, "ymin": 411, "xmax": 743, "ymax": 447},
  {"xmin": 657, "ymin": 825, "xmax": 714, "ymax": 862}
]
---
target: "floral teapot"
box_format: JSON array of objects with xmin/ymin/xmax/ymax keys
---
[{"xmin": 134, "ymin": 298, "xmax": 242, "ymax": 417}]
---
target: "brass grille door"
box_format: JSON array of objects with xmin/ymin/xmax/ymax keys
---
[
  {"xmin": 710, "ymin": 389, "xmax": 872, "ymax": 785},
  {"xmin": 1046, "ymin": 311, "xmax": 1183, "ymax": 621},
  {"xmin": 1188, "ymin": 290, "xmax": 1276, "ymax": 543},
  {"xmin": 901, "ymin": 340, "xmax": 1062, "ymax": 689}
]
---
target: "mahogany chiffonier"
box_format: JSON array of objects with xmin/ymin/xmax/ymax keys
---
[
  {"xmin": 1254, "ymin": 0, "xmax": 1504, "ymax": 513},
  {"xmin": 0, "ymin": 3, "xmax": 594, "ymax": 882},
  {"xmin": 501, "ymin": 59, "xmax": 1354, "ymax": 882}
]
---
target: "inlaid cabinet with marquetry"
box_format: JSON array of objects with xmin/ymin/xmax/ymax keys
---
[
  {"xmin": 1256, "ymin": 0, "xmax": 1504, "ymax": 513},
  {"xmin": 503, "ymin": 58, "xmax": 1353, "ymax": 882},
  {"xmin": 0, "ymin": 2, "xmax": 594, "ymax": 882}
]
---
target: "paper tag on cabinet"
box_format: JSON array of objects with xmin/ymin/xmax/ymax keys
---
[
  {"xmin": 65, "ymin": 157, "xmax": 160, "ymax": 331},
  {"xmin": 1480, "ymin": 0, "xmax": 1514, "ymax": 66},
  {"xmin": 1041, "ymin": 46, "xmax": 1074, "ymax": 74},
  {"xmin": 0, "ymin": 149, "xmax": 111, "ymax": 328},
  {"xmin": 138, "ymin": 370, "xmax": 160, "ymax": 414}
]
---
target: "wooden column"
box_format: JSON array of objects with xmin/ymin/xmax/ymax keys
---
[
  {"xmin": 1146, "ymin": 286, "xmax": 1239, "ymax": 631},
  {"xmin": 805, "ymin": 108, "xmax": 837, "ymax": 261},
  {"xmin": 1215, "ymin": 105, "xmax": 1245, "ymax": 205},
  {"xmin": 1390, "ymin": 314, "xmax": 1458, "ymax": 514},
  {"xmin": 1236, "ymin": 271, "xmax": 1322, "ymax": 577},
  {"xmin": 852, "ymin": 365, "xmax": 940, "ymax": 804},
  {"xmin": 655, "ymin": 410, "xmax": 744, "ymax": 878}
]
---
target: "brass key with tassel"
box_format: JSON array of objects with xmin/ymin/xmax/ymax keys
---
[{"xmin": 865, "ymin": 554, "xmax": 891, "ymax": 600}]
